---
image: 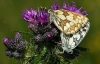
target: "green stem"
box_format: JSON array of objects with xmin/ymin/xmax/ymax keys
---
[{"xmin": 32, "ymin": 46, "xmax": 47, "ymax": 64}]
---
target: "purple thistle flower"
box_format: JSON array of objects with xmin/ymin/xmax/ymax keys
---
[
  {"xmin": 63, "ymin": 2, "xmax": 88, "ymax": 16},
  {"xmin": 51, "ymin": 1, "xmax": 88, "ymax": 16},
  {"xmin": 63, "ymin": 2, "xmax": 82, "ymax": 15},
  {"xmin": 3, "ymin": 38, "xmax": 16, "ymax": 50},
  {"xmin": 22, "ymin": 7, "xmax": 49, "ymax": 25},
  {"xmin": 22, "ymin": 8, "xmax": 37, "ymax": 22},
  {"xmin": 3, "ymin": 37, "xmax": 16, "ymax": 50}
]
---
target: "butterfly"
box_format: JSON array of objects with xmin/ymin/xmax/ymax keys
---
[{"xmin": 48, "ymin": 9, "xmax": 90, "ymax": 53}]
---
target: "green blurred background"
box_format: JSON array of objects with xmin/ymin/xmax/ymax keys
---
[{"xmin": 0, "ymin": 0, "xmax": 100, "ymax": 64}]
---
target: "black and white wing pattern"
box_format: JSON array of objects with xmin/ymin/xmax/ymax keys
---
[{"xmin": 60, "ymin": 22, "xmax": 90, "ymax": 53}]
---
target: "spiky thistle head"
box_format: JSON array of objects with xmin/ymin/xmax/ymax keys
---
[
  {"xmin": 22, "ymin": 7, "xmax": 49, "ymax": 25},
  {"xmin": 3, "ymin": 32, "xmax": 27, "ymax": 58},
  {"xmin": 51, "ymin": 1, "xmax": 88, "ymax": 16}
]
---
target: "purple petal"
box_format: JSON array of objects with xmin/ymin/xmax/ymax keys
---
[
  {"xmin": 36, "ymin": 7, "xmax": 49, "ymax": 25},
  {"xmin": 51, "ymin": 2, "xmax": 60, "ymax": 10},
  {"xmin": 63, "ymin": 2, "xmax": 68, "ymax": 10}
]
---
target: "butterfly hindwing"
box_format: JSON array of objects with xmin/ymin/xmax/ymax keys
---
[{"xmin": 60, "ymin": 22, "xmax": 90, "ymax": 53}]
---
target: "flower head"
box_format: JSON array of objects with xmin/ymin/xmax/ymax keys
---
[
  {"xmin": 3, "ymin": 37, "xmax": 15, "ymax": 49},
  {"xmin": 51, "ymin": 2, "xmax": 88, "ymax": 16},
  {"xmin": 22, "ymin": 8, "xmax": 37, "ymax": 22},
  {"xmin": 22, "ymin": 7, "xmax": 49, "ymax": 25},
  {"xmin": 3, "ymin": 32, "xmax": 27, "ymax": 58}
]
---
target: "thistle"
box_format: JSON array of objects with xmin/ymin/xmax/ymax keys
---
[
  {"xmin": 51, "ymin": 2, "xmax": 88, "ymax": 16},
  {"xmin": 3, "ymin": 1, "xmax": 89, "ymax": 64},
  {"xmin": 3, "ymin": 32, "xmax": 27, "ymax": 58}
]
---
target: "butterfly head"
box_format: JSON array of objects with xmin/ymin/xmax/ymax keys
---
[{"xmin": 62, "ymin": 44, "xmax": 73, "ymax": 54}]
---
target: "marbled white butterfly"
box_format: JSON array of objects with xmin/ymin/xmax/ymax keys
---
[{"xmin": 48, "ymin": 9, "xmax": 90, "ymax": 53}]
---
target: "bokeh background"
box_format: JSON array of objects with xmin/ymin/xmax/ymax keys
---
[{"xmin": 0, "ymin": 0, "xmax": 100, "ymax": 64}]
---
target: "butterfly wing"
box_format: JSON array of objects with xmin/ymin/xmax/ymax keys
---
[
  {"xmin": 60, "ymin": 22, "xmax": 90, "ymax": 53},
  {"xmin": 49, "ymin": 9, "xmax": 89, "ymax": 34}
]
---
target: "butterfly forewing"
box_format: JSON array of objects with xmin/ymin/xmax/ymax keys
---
[
  {"xmin": 49, "ymin": 9, "xmax": 89, "ymax": 34},
  {"xmin": 60, "ymin": 22, "xmax": 90, "ymax": 53}
]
